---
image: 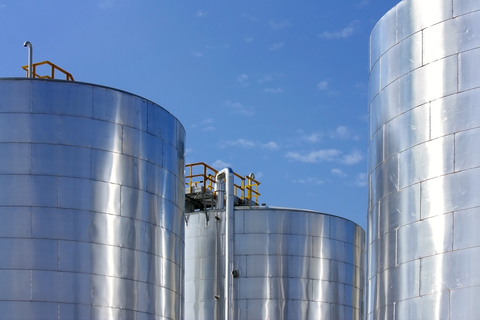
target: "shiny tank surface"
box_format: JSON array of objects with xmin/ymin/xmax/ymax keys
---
[
  {"xmin": 367, "ymin": 0, "xmax": 480, "ymax": 319},
  {"xmin": 185, "ymin": 206, "xmax": 365, "ymax": 320},
  {"xmin": 0, "ymin": 78, "xmax": 185, "ymax": 320}
]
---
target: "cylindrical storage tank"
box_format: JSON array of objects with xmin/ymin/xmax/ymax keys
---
[
  {"xmin": 185, "ymin": 206, "xmax": 365, "ymax": 320},
  {"xmin": 0, "ymin": 78, "xmax": 185, "ymax": 319},
  {"xmin": 367, "ymin": 0, "xmax": 480, "ymax": 319}
]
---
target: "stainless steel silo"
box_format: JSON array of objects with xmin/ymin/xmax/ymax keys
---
[
  {"xmin": 185, "ymin": 205, "xmax": 365, "ymax": 320},
  {"xmin": 0, "ymin": 78, "xmax": 185, "ymax": 320},
  {"xmin": 367, "ymin": 0, "xmax": 480, "ymax": 318}
]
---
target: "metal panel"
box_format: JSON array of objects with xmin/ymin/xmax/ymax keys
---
[
  {"xmin": 379, "ymin": 183, "xmax": 420, "ymax": 235},
  {"xmin": 123, "ymin": 126, "xmax": 162, "ymax": 164},
  {"xmin": 32, "ymin": 207, "xmax": 90, "ymax": 241},
  {"xmin": 0, "ymin": 175, "xmax": 57, "ymax": 207},
  {"xmin": 368, "ymin": 128, "xmax": 384, "ymax": 173},
  {"xmin": 0, "ymin": 114, "xmax": 60, "ymax": 143},
  {"xmin": 0, "ymin": 270, "xmax": 31, "ymax": 300},
  {"xmin": 31, "ymin": 81, "xmax": 93, "ymax": 118},
  {"xmin": 423, "ymin": 10, "xmax": 480, "ymax": 64},
  {"xmin": 368, "ymin": 59, "xmax": 381, "ymax": 105},
  {"xmin": 399, "ymin": 55, "xmax": 457, "ymax": 113},
  {"xmin": 92, "ymin": 86, "xmax": 148, "ymax": 130},
  {"xmin": 370, "ymin": 6, "xmax": 397, "ymax": 69},
  {"xmin": 59, "ymin": 177, "xmax": 120, "ymax": 214},
  {"xmin": 450, "ymin": 286, "xmax": 480, "ymax": 319},
  {"xmin": 59, "ymin": 116, "xmax": 123, "ymax": 153},
  {"xmin": 0, "ymin": 80, "xmax": 31, "ymax": 112},
  {"xmin": 421, "ymin": 167, "xmax": 480, "ymax": 218},
  {"xmin": 384, "ymin": 103, "xmax": 429, "ymax": 161},
  {"xmin": 431, "ymin": 88, "xmax": 480, "ymax": 139},
  {"xmin": 31, "ymin": 143, "xmax": 91, "ymax": 178},
  {"xmin": 0, "ymin": 238, "xmax": 58, "ymax": 270},
  {"xmin": 420, "ymin": 246, "xmax": 480, "ymax": 295},
  {"xmin": 370, "ymin": 154, "xmax": 399, "ymax": 206},
  {"xmin": 0, "ymin": 301, "xmax": 57, "ymax": 320},
  {"xmin": 0, "ymin": 207, "xmax": 32, "ymax": 237},
  {"xmin": 32, "ymin": 270, "xmax": 91, "ymax": 304},
  {"xmin": 243, "ymin": 209, "xmax": 290, "ymax": 234},
  {"xmin": 0, "ymin": 143, "xmax": 30, "ymax": 174},
  {"xmin": 454, "ymin": 207, "xmax": 480, "ymax": 250},
  {"xmin": 395, "ymin": 292, "xmax": 449, "ymax": 320},
  {"xmin": 247, "ymin": 299, "xmax": 286, "ymax": 320},
  {"xmin": 459, "ymin": 47, "xmax": 480, "ymax": 92},
  {"xmin": 455, "ymin": 127, "xmax": 480, "ymax": 171},
  {"xmin": 147, "ymin": 102, "xmax": 176, "ymax": 145},
  {"xmin": 396, "ymin": 0, "xmax": 452, "ymax": 42},
  {"xmin": 380, "ymin": 32, "xmax": 422, "ymax": 89},
  {"xmin": 398, "ymin": 135, "xmax": 454, "ymax": 189},
  {"xmin": 370, "ymin": 80, "xmax": 400, "ymax": 137},
  {"xmin": 396, "ymin": 213, "xmax": 453, "ymax": 264},
  {"xmin": 453, "ymin": 0, "xmax": 480, "ymax": 17}
]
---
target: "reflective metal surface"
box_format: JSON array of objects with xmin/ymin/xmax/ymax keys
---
[
  {"xmin": 185, "ymin": 207, "xmax": 365, "ymax": 320},
  {"xmin": 0, "ymin": 78, "xmax": 185, "ymax": 320},
  {"xmin": 368, "ymin": 1, "xmax": 480, "ymax": 318}
]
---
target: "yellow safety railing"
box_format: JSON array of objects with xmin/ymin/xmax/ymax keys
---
[
  {"xmin": 21, "ymin": 61, "xmax": 74, "ymax": 81},
  {"xmin": 185, "ymin": 162, "xmax": 261, "ymax": 204}
]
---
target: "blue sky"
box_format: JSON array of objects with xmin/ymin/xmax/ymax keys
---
[{"xmin": 0, "ymin": 0, "xmax": 399, "ymax": 229}]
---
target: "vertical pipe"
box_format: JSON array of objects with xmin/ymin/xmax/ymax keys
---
[
  {"xmin": 215, "ymin": 168, "xmax": 234, "ymax": 320},
  {"xmin": 23, "ymin": 41, "xmax": 33, "ymax": 78}
]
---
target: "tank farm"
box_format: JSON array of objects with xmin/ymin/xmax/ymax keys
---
[{"xmin": 1, "ymin": 0, "xmax": 480, "ymax": 319}]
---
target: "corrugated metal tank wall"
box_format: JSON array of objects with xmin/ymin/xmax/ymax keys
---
[
  {"xmin": 0, "ymin": 79, "xmax": 185, "ymax": 320},
  {"xmin": 185, "ymin": 207, "xmax": 365, "ymax": 320},
  {"xmin": 367, "ymin": 0, "xmax": 480, "ymax": 318}
]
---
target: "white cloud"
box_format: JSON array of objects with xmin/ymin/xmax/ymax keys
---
[
  {"xmin": 317, "ymin": 20, "xmax": 360, "ymax": 39},
  {"xmin": 305, "ymin": 133, "xmax": 322, "ymax": 143},
  {"xmin": 257, "ymin": 74, "xmax": 273, "ymax": 84},
  {"xmin": 317, "ymin": 80, "xmax": 328, "ymax": 91},
  {"xmin": 196, "ymin": 9, "xmax": 207, "ymax": 17},
  {"xmin": 202, "ymin": 126, "xmax": 215, "ymax": 132},
  {"xmin": 212, "ymin": 159, "xmax": 231, "ymax": 169},
  {"xmin": 202, "ymin": 118, "xmax": 214, "ymax": 125},
  {"xmin": 269, "ymin": 20, "xmax": 291, "ymax": 30},
  {"xmin": 222, "ymin": 138, "xmax": 256, "ymax": 148},
  {"xmin": 354, "ymin": 173, "xmax": 367, "ymax": 187},
  {"xmin": 355, "ymin": 0, "xmax": 369, "ymax": 8},
  {"xmin": 292, "ymin": 177, "xmax": 324, "ymax": 185},
  {"xmin": 98, "ymin": 0, "xmax": 114, "ymax": 8},
  {"xmin": 342, "ymin": 150, "xmax": 363, "ymax": 165},
  {"xmin": 237, "ymin": 74, "xmax": 249, "ymax": 85},
  {"xmin": 224, "ymin": 101, "xmax": 255, "ymax": 116},
  {"xmin": 244, "ymin": 36, "xmax": 253, "ymax": 43},
  {"xmin": 285, "ymin": 149, "xmax": 341, "ymax": 163},
  {"xmin": 330, "ymin": 125, "xmax": 349, "ymax": 139},
  {"xmin": 262, "ymin": 141, "xmax": 279, "ymax": 150},
  {"xmin": 268, "ymin": 42, "xmax": 285, "ymax": 50},
  {"xmin": 191, "ymin": 51, "xmax": 203, "ymax": 57},
  {"xmin": 331, "ymin": 168, "xmax": 347, "ymax": 177},
  {"xmin": 263, "ymin": 88, "xmax": 283, "ymax": 93}
]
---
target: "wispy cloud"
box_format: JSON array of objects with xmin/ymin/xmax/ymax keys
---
[
  {"xmin": 317, "ymin": 20, "xmax": 360, "ymax": 39},
  {"xmin": 332, "ymin": 168, "xmax": 347, "ymax": 177},
  {"xmin": 286, "ymin": 149, "xmax": 341, "ymax": 163},
  {"xmin": 297, "ymin": 130, "xmax": 323, "ymax": 143},
  {"xmin": 292, "ymin": 177, "xmax": 324, "ymax": 185},
  {"xmin": 329, "ymin": 125, "xmax": 360, "ymax": 140},
  {"xmin": 196, "ymin": 9, "xmax": 207, "ymax": 17},
  {"xmin": 317, "ymin": 80, "xmax": 328, "ymax": 91},
  {"xmin": 355, "ymin": 0, "xmax": 369, "ymax": 8},
  {"xmin": 98, "ymin": 0, "xmax": 114, "ymax": 8},
  {"xmin": 269, "ymin": 20, "xmax": 291, "ymax": 30},
  {"xmin": 268, "ymin": 42, "xmax": 285, "ymax": 50},
  {"xmin": 263, "ymin": 88, "xmax": 283, "ymax": 93},
  {"xmin": 219, "ymin": 139, "xmax": 279, "ymax": 150},
  {"xmin": 257, "ymin": 74, "xmax": 273, "ymax": 84},
  {"xmin": 191, "ymin": 51, "xmax": 203, "ymax": 58},
  {"xmin": 241, "ymin": 13, "xmax": 259, "ymax": 21},
  {"xmin": 354, "ymin": 173, "xmax": 367, "ymax": 186},
  {"xmin": 237, "ymin": 74, "xmax": 249, "ymax": 86},
  {"xmin": 286, "ymin": 148, "xmax": 363, "ymax": 165},
  {"xmin": 212, "ymin": 159, "xmax": 231, "ymax": 169},
  {"xmin": 262, "ymin": 141, "xmax": 279, "ymax": 150},
  {"xmin": 244, "ymin": 36, "xmax": 254, "ymax": 43},
  {"xmin": 0, "ymin": 4, "xmax": 6, "ymax": 9},
  {"xmin": 224, "ymin": 101, "xmax": 255, "ymax": 116},
  {"xmin": 342, "ymin": 150, "xmax": 363, "ymax": 164}
]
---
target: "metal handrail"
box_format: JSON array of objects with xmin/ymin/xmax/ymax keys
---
[
  {"xmin": 185, "ymin": 162, "xmax": 261, "ymax": 204},
  {"xmin": 21, "ymin": 60, "xmax": 74, "ymax": 81}
]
